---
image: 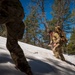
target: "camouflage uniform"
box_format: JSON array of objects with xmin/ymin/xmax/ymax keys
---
[
  {"xmin": 50, "ymin": 32, "xmax": 65, "ymax": 61},
  {"xmin": 0, "ymin": 0, "xmax": 33, "ymax": 75}
]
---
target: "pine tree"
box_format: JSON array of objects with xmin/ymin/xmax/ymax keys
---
[
  {"xmin": 67, "ymin": 28, "xmax": 75, "ymax": 54},
  {"xmin": 51, "ymin": 0, "xmax": 71, "ymax": 30},
  {"xmin": 23, "ymin": 6, "xmax": 40, "ymax": 46}
]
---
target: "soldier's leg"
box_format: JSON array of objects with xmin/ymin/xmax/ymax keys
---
[
  {"xmin": 58, "ymin": 48, "xmax": 65, "ymax": 61},
  {"xmin": 53, "ymin": 48, "xmax": 59, "ymax": 58},
  {"xmin": 54, "ymin": 46, "xmax": 65, "ymax": 61},
  {"xmin": 6, "ymin": 22, "xmax": 33, "ymax": 75},
  {"xmin": 52, "ymin": 44, "xmax": 60, "ymax": 58}
]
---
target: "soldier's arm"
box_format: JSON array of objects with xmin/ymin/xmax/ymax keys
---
[{"xmin": 54, "ymin": 33, "xmax": 61, "ymax": 44}]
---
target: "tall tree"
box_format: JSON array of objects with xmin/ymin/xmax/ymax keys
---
[
  {"xmin": 51, "ymin": 0, "xmax": 71, "ymax": 30},
  {"xmin": 31, "ymin": 0, "xmax": 50, "ymax": 48},
  {"xmin": 67, "ymin": 28, "xmax": 75, "ymax": 54},
  {"xmin": 23, "ymin": 5, "xmax": 41, "ymax": 46}
]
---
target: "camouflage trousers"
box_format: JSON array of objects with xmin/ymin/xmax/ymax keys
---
[
  {"xmin": 52, "ymin": 44, "xmax": 65, "ymax": 61},
  {"xmin": 6, "ymin": 21, "xmax": 33, "ymax": 75}
]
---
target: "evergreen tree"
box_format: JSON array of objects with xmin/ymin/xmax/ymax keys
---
[
  {"xmin": 51, "ymin": 0, "xmax": 71, "ymax": 30},
  {"xmin": 67, "ymin": 28, "xmax": 75, "ymax": 54},
  {"xmin": 23, "ymin": 6, "xmax": 40, "ymax": 46}
]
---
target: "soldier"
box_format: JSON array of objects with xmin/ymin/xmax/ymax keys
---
[
  {"xmin": 0, "ymin": 0, "xmax": 33, "ymax": 75},
  {"xmin": 48, "ymin": 26, "xmax": 65, "ymax": 61}
]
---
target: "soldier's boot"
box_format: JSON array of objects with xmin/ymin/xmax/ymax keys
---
[
  {"xmin": 59, "ymin": 53, "xmax": 65, "ymax": 61},
  {"xmin": 11, "ymin": 53, "xmax": 33, "ymax": 75},
  {"xmin": 58, "ymin": 50, "xmax": 65, "ymax": 61}
]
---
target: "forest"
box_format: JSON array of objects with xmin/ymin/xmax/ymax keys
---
[{"xmin": 0, "ymin": 0, "xmax": 75, "ymax": 55}]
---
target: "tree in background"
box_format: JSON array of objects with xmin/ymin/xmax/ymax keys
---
[
  {"xmin": 31, "ymin": 0, "xmax": 49, "ymax": 31},
  {"xmin": 65, "ymin": 0, "xmax": 75, "ymax": 55},
  {"xmin": 23, "ymin": 6, "xmax": 40, "ymax": 46},
  {"xmin": 67, "ymin": 28, "xmax": 75, "ymax": 55},
  {"xmin": 23, "ymin": 0, "xmax": 50, "ymax": 48},
  {"xmin": 51, "ymin": 0, "xmax": 71, "ymax": 29}
]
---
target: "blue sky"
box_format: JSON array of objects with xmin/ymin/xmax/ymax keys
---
[
  {"xmin": 20, "ymin": 0, "xmax": 75, "ymax": 21},
  {"xmin": 20, "ymin": 0, "xmax": 53, "ymax": 20}
]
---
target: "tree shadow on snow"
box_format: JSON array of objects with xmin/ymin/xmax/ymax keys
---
[
  {"xmin": 27, "ymin": 56, "xmax": 60, "ymax": 75},
  {"xmin": 0, "ymin": 51, "xmax": 75, "ymax": 75},
  {"xmin": 0, "ymin": 53, "xmax": 13, "ymax": 63},
  {"xmin": 0, "ymin": 65, "xmax": 25, "ymax": 75},
  {"xmin": 0, "ymin": 53, "xmax": 26, "ymax": 75},
  {"xmin": 46, "ymin": 58, "xmax": 75, "ymax": 75}
]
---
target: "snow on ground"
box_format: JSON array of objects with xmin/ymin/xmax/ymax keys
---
[{"xmin": 0, "ymin": 36, "xmax": 75, "ymax": 75}]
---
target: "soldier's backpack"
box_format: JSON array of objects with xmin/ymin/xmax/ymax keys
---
[
  {"xmin": 55, "ymin": 26, "xmax": 68, "ymax": 44},
  {"xmin": 59, "ymin": 31, "xmax": 68, "ymax": 44}
]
